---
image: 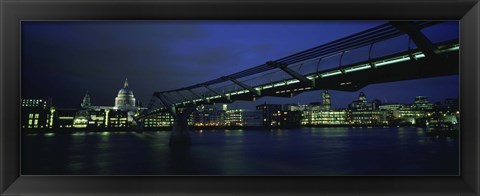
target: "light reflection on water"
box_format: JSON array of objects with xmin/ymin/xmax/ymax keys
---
[{"xmin": 22, "ymin": 127, "xmax": 458, "ymax": 175}]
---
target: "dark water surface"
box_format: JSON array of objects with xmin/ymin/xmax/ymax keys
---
[{"xmin": 22, "ymin": 127, "xmax": 459, "ymax": 175}]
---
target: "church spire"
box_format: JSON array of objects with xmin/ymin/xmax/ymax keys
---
[
  {"xmin": 124, "ymin": 78, "xmax": 128, "ymax": 88},
  {"xmin": 83, "ymin": 90, "xmax": 90, "ymax": 100},
  {"xmin": 81, "ymin": 90, "xmax": 91, "ymax": 109}
]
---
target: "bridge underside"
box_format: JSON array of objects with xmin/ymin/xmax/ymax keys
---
[{"xmin": 174, "ymin": 52, "xmax": 458, "ymax": 107}]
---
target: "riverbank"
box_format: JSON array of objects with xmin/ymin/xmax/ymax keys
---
[{"xmin": 23, "ymin": 125, "xmax": 458, "ymax": 138}]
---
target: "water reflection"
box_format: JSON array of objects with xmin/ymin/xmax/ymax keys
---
[
  {"xmin": 308, "ymin": 127, "xmax": 349, "ymax": 138},
  {"xmin": 44, "ymin": 133, "xmax": 55, "ymax": 137},
  {"xmin": 271, "ymin": 129, "xmax": 289, "ymax": 136},
  {"xmin": 23, "ymin": 127, "xmax": 459, "ymax": 175}
]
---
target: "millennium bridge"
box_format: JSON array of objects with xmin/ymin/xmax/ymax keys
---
[{"xmin": 135, "ymin": 21, "xmax": 459, "ymax": 146}]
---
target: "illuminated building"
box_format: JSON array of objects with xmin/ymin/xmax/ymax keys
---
[
  {"xmin": 256, "ymin": 103, "xmax": 282, "ymax": 126},
  {"xmin": 49, "ymin": 107, "xmax": 115, "ymax": 129},
  {"xmin": 107, "ymin": 110, "xmax": 128, "ymax": 128},
  {"xmin": 412, "ymin": 96, "xmax": 434, "ymax": 110},
  {"xmin": 379, "ymin": 104, "xmax": 404, "ymax": 111},
  {"xmin": 348, "ymin": 92, "xmax": 379, "ymax": 111},
  {"xmin": 225, "ymin": 109, "xmax": 262, "ymax": 126},
  {"xmin": 394, "ymin": 106, "xmax": 425, "ymax": 118},
  {"xmin": 308, "ymin": 102, "xmax": 322, "ymax": 111},
  {"xmin": 114, "ymin": 78, "xmax": 137, "ymax": 112},
  {"xmin": 255, "ymin": 103, "xmax": 301, "ymax": 127},
  {"xmin": 21, "ymin": 98, "xmax": 49, "ymax": 108},
  {"xmin": 349, "ymin": 92, "xmax": 387, "ymax": 125},
  {"xmin": 21, "ymin": 98, "xmax": 51, "ymax": 129},
  {"xmin": 426, "ymin": 110, "xmax": 460, "ymax": 128},
  {"xmin": 191, "ymin": 105, "xmax": 224, "ymax": 126},
  {"xmin": 283, "ymin": 104, "xmax": 308, "ymax": 112},
  {"xmin": 23, "ymin": 78, "xmax": 141, "ymax": 129},
  {"xmin": 280, "ymin": 111, "xmax": 302, "ymax": 127},
  {"xmin": 300, "ymin": 92, "xmax": 349, "ymax": 126},
  {"xmin": 143, "ymin": 112, "xmax": 173, "ymax": 128},
  {"xmin": 426, "ymin": 98, "xmax": 460, "ymax": 128},
  {"xmin": 321, "ymin": 90, "xmax": 331, "ymax": 111},
  {"xmin": 82, "ymin": 78, "xmax": 139, "ymax": 127},
  {"xmin": 51, "ymin": 108, "xmax": 76, "ymax": 128},
  {"xmin": 225, "ymin": 109, "xmax": 243, "ymax": 126},
  {"xmin": 382, "ymin": 105, "xmax": 425, "ymax": 125},
  {"xmin": 302, "ymin": 110, "xmax": 349, "ymax": 125},
  {"xmin": 25, "ymin": 77, "xmax": 164, "ymax": 129},
  {"xmin": 86, "ymin": 109, "xmax": 107, "ymax": 127},
  {"xmin": 379, "ymin": 103, "xmax": 404, "ymax": 122},
  {"xmin": 350, "ymin": 110, "xmax": 386, "ymax": 125},
  {"xmin": 379, "ymin": 96, "xmax": 435, "ymax": 126},
  {"xmin": 73, "ymin": 110, "xmax": 89, "ymax": 128}
]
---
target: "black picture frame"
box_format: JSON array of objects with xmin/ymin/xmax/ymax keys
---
[{"xmin": 1, "ymin": 0, "xmax": 479, "ymax": 195}]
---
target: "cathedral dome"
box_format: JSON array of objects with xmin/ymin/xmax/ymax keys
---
[
  {"xmin": 118, "ymin": 88, "xmax": 133, "ymax": 95},
  {"xmin": 117, "ymin": 78, "xmax": 133, "ymax": 95},
  {"xmin": 115, "ymin": 78, "xmax": 136, "ymax": 111}
]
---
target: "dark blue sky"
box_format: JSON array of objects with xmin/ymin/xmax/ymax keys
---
[{"xmin": 21, "ymin": 21, "xmax": 459, "ymax": 109}]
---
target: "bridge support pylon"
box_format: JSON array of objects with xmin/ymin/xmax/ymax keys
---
[
  {"xmin": 170, "ymin": 116, "xmax": 191, "ymax": 147},
  {"xmin": 169, "ymin": 106, "xmax": 196, "ymax": 147}
]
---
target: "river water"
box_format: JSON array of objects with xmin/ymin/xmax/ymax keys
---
[{"xmin": 21, "ymin": 127, "xmax": 459, "ymax": 175}]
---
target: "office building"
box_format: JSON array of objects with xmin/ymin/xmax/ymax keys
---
[
  {"xmin": 21, "ymin": 98, "xmax": 51, "ymax": 129},
  {"xmin": 191, "ymin": 105, "xmax": 224, "ymax": 126},
  {"xmin": 256, "ymin": 103, "xmax": 282, "ymax": 126}
]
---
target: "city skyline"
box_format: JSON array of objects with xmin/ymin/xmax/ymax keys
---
[
  {"xmin": 21, "ymin": 21, "xmax": 459, "ymax": 109},
  {"xmin": 21, "ymin": 88, "xmax": 459, "ymax": 130},
  {"xmin": 23, "ymin": 79, "xmax": 458, "ymax": 111}
]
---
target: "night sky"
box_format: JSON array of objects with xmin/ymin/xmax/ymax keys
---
[{"xmin": 21, "ymin": 21, "xmax": 459, "ymax": 109}]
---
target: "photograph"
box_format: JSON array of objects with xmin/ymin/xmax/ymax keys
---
[{"xmin": 20, "ymin": 20, "xmax": 459, "ymax": 176}]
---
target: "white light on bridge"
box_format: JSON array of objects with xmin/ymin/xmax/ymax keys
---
[
  {"xmin": 345, "ymin": 64, "xmax": 371, "ymax": 73},
  {"xmin": 373, "ymin": 44, "xmax": 458, "ymax": 67},
  {"xmin": 414, "ymin": 53, "xmax": 425, "ymax": 59},
  {"xmin": 321, "ymin": 70, "xmax": 342, "ymax": 77},
  {"xmin": 375, "ymin": 56, "xmax": 411, "ymax": 67},
  {"xmin": 286, "ymin": 80, "xmax": 300, "ymax": 85},
  {"xmin": 262, "ymin": 85, "xmax": 273, "ymax": 89},
  {"xmin": 441, "ymin": 45, "xmax": 459, "ymax": 52}
]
